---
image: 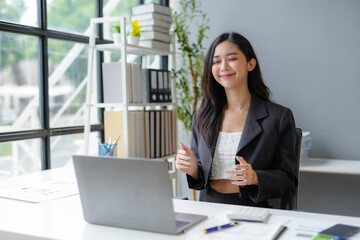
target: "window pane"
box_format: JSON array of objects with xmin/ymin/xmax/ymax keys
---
[
  {"xmin": 103, "ymin": 0, "xmax": 137, "ymax": 18},
  {"xmin": 47, "ymin": 0, "xmax": 94, "ymax": 35},
  {"xmin": 0, "ymin": 32, "xmax": 40, "ymax": 132},
  {"xmin": 0, "ymin": 138, "xmax": 41, "ymax": 180},
  {"xmin": 0, "ymin": 0, "xmax": 38, "ymax": 27},
  {"xmin": 51, "ymin": 132, "xmax": 101, "ymax": 168},
  {"xmin": 48, "ymin": 39, "xmax": 97, "ymax": 127}
]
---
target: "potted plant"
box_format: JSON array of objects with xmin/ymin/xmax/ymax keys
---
[
  {"xmin": 112, "ymin": 24, "xmax": 121, "ymax": 44},
  {"xmin": 173, "ymin": 0, "xmax": 210, "ymax": 201},
  {"xmin": 128, "ymin": 20, "xmax": 143, "ymax": 45},
  {"xmin": 173, "ymin": 0, "xmax": 210, "ymax": 132}
]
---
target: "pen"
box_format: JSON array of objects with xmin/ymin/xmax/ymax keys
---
[
  {"xmin": 105, "ymin": 135, "xmax": 121, "ymax": 157},
  {"xmin": 202, "ymin": 221, "xmax": 241, "ymax": 234},
  {"xmin": 113, "ymin": 135, "xmax": 121, "ymax": 144}
]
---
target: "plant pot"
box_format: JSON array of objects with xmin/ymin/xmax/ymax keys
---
[
  {"xmin": 113, "ymin": 33, "xmax": 121, "ymax": 44},
  {"xmin": 127, "ymin": 36, "xmax": 140, "ymax": 45}
]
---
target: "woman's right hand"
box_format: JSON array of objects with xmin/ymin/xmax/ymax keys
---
[{"xmin": 176, "ymin": 143, "xmax": 198, "ymax": 179}]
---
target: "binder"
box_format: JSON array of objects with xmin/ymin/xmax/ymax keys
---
[
  {"xmin": 141, "ymin": 69, "xmax": 149, "ymax": 103},
  {"xmin": 142, "ymin": 69, "xmax": 156, "ymax": 103},
  {"xmin": 157, "ymin": 70, "xmax": 164, "ymax": 102},
  {"xmin": 150, "ymin": 69, "xmax": 158, "ymax": 102},
  {"xmin": 163, "ymin": 71, "xmax": 171, "ymax": 102},
  {"xmin": 143, "ymin": 69, "xmax": 167, "ymax": 103}
]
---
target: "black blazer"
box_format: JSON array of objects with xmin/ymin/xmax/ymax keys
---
[{"xmin": 187, "ymin": 95, "xmax": 298, "ymax": 204}]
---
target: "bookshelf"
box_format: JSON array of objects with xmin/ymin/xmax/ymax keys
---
[{"xmin": 83, "ymin": 16, "xmax": 178, "ymax": 194}]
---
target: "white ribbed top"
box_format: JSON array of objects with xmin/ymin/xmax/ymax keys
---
[{"xmin": 210, "ymin": 131, "xmax": 242, "ymax": 180}]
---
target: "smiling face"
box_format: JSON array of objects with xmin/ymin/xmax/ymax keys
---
[{"xmin": 211, "ymin": 40, "xmax": 256, "ymax": 91}]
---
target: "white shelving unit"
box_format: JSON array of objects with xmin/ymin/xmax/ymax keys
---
[{"xmin": 83, "ymin": 16, "xmax": 178, "ymax": 194}]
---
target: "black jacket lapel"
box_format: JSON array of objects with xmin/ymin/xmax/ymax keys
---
[{"xmin": 237, "ymin": 95, "xmax": 268, "ymax": 153}]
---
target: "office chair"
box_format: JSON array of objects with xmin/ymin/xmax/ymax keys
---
[
  {"xmin": 198, "ymin": 127, "xmax": 302, "ymax": 210},
  {"xmin": 269, "ymin": 127, "xmax": 302, "ymax": 210}
]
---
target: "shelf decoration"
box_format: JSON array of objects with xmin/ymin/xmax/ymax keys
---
[
  {"xmin": 112, "ymin": 24, "xmax": 121, "ymax": 44},
  {"xmin": 128, "ymin": 20, "xmax": 143, "ymax": 45}
]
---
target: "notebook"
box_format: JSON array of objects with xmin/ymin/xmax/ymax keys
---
[{"xmin": 72, "ymin": 155, "xmax": 207, "ymax": 234}]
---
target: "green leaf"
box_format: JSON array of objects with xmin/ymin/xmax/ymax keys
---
[{"xmin": 172, "ymin": 0, "xmax": 210, "ymax": 132}]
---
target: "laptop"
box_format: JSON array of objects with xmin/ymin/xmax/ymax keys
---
[{"xmin": 72, "ymin": 155, "xmax": 207, "ymax": 235}]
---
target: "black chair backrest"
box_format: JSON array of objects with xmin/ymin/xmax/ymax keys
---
[{"xmin": 279, "ymin": 127, "xmax": 302, "ymax": 210}]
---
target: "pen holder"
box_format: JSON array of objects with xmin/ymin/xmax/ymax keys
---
[{"xmin": 99, "ymin": 143, "xmax": 117, "ymax": 157}]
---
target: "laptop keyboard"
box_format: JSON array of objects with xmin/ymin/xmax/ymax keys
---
[
  {"xmin": 176, "ymin": 220, "xmax": 189, "ymax": 229},
  {"xmin": 175, "ymin": 212, "xmax": 207, "ymax": 231}
]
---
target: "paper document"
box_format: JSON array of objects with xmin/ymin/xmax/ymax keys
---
[
  {"xmin": 184, "ymin": 210, "xmax": 285, "ymax": 240},
  {"xmin": 0, "ymin": 178, "xmax": 78, "ymax": 203}
]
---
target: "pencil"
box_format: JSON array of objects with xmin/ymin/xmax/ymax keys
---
[{"xmin": 202, "ymin": 221, "xmax": 241, "ymax": 234}]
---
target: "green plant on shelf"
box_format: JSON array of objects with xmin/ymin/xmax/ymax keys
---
[
  {"xmin": 111, "ymin": 24, "xmax": 121, "ymax": 34},
  {"xmin": 130, "ymin": 20, "xmax": 143, "ymax": 37}
]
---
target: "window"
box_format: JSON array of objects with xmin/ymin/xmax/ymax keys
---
[
  {"xmin": 48, "ymin": 39, "xmax": 91, "ymax": 127},
  {"xmin": 0, "ymin": 0, "xmax": 142, "ymax": 179},
  {"xmin": 0, "ymin": 139, "xmax": 42, "ymax": 179},
  {"xmin": 51, "ymin": 132, "xmax": 100, "ymax": 168},
  {"xmin": 0, "ymin": 32, "xmax": 40, "ymax": 132}
]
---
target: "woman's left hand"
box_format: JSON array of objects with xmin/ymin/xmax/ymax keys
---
[{"xmin": 228, "ymin": 156, "xmax": 259, "ymax": 186}]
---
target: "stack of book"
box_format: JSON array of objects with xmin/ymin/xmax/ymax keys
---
[
  {"xmin": 131, "ymin": 3, "xmax": 172, "ymax": 51},
  {"xmin": 102, "ymin": 62, "xmax": 143, "ymax": 104},
  {"xmin": 102, "ymin": 62, "xmax": 171, "ymax": 104}
]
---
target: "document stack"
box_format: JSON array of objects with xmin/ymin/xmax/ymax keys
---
[
  {"xmin": 102, "ymin": 62, "xmax": 171, "ymax": 104},
  {"xmin": 102, "ymin": 62, "xmax": 143, "ymax": 104},
  {"xmin": 131, "ymin": 3, "xmax": 172, "ymax": 51},
  {"xmin": 104, "ymin": 110, "xmax": 177, "ymax": 158},
  {"xmin": 301, "ymin": 131, "xmax": 312, "ymax": 162}
]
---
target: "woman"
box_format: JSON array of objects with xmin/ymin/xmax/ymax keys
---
[{"xmin": 176, "ymin": 32, "xmax": 298, "ymax": 207}]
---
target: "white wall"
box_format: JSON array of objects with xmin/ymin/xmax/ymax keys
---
[{"xmin": 197, "ymin": 0, "xmax": 360, "ymax": 160}]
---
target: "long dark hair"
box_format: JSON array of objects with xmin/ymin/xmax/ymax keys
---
[{"xmin": 196, "ymin": 32, "xmax": 270, "ymax": 147}]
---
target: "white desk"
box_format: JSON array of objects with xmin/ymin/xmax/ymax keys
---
[
  {"xmin": 300, "ymin": 158, "xmax": 360, "ymax": 175},
  {"xmin": 0, "ymin": 167, "xmax": 359, "ymax": 240},
  {"xmin": 299, "ymin": 158, "xmax": 360, "ymax": 217}
]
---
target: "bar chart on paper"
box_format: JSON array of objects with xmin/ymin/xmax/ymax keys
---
[{"xmin": 0, "ymin": 178, "xmax": 78, "ymax": 203}]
